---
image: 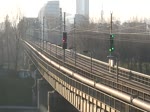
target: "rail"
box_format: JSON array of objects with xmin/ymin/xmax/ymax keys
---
[{"xmin": 23, "ymin": 40, "xmax": 150, "ymax": 112}]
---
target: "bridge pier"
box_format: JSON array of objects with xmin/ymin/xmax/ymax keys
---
[
  {"xmin": 47, "ymin": 90, "xmax": 55, "ymax": 112},
  {"xmin": 37, "ymin": 78, "xmax": 43, "ymax": 109},
  {"xmin": 37, "ymin": 77, "xmax": 56, "ymax": 112}
]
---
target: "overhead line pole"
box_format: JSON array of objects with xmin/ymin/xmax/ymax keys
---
[
  {"xmin": 74, "ymin": 18, "xmax": 77, "ymax": 66},
  {"xmin": 110, "ymin": 13, "xmax": 119, "ymax": 82},
  {"xmin": 110, "ymin": 13, "xmax": 113, "ymax": 34},
  {"xmin": 64, "ymin": 12, "xmax": 66, "ymax": 31},
  {"xmin": 63, "ymin": 12, "xmax": 66, "ymax": 62},
  {"xmin": 43, "ymin": 16, "xmax": 45, "ymax": 50},
  {"xmin": 108, "ymin": 13, "xmax": 114, "ymax": 73},
  {"xmin": 58, "ymin": 8, "xmax": 62, "ymax": 57},
  {"xmin": 110, "ymin": 12, "xmax": 113, "ymax": 56}
]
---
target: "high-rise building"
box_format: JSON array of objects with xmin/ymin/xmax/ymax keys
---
[
  {"xmin": 38, "ymin": 1, "xmax": 60, "ymax": 43},
  {"xmin": 38, "ymin": 1, "xmax": 60, "ymax": 23},
  {"xmin": 44, "ymin": 1, "xmax": 60, "ymax": 17},
  {"xmin": 76, "ymin": 0, "xmax": 89, "ymax": 18}
]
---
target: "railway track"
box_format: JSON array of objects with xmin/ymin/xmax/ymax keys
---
[
  {"xmin": 28, "ymin": 40, "xmax": 150, "ymax": 103},
  {"xmin": 23, "ymin": 39, "xmax": 149, "ymax": 111}
]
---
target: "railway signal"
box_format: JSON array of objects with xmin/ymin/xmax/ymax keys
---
[
  {"xmin": 62, "ymin": 32, "xmax": 67, "ymax": 49},
  {"xmin": 109, "ymin": 34, "xmax": 115, "ymax": 52}
]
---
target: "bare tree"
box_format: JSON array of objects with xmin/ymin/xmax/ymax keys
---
[
  {"xmin": 4, "ymin": 15, "xmax": 11, "ymax": 70},
  {"xmin": 8, "ymin": 8, "xmax": 24, "ymax": 72},
  {"xmin": 12, "ymin": 12, "xmax": 23, "ymax": 72}
]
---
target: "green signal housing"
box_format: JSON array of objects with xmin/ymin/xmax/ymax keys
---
[{"xmin": 109, "ymin": 34, "xmax": 115, "ymax": 52}]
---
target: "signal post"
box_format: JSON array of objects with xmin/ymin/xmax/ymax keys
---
[{"xmin": 108, "ymin": 13, "xmax": 115, "ymax": 71}]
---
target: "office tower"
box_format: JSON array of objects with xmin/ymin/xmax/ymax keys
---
[{"xmin": 76, "ymin": 0, "xmax": 89, "ymax": 18}]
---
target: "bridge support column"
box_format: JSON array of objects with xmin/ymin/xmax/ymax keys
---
[
  {"xmin": 47, "ymin": 90, "xmax": 55, "ymax": 112},
  {"xmin": 37, "ymin": 78, "xmax": 43, "ymax": 109}
]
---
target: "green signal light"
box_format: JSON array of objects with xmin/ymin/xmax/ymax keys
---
[
  {"xmin": 109, "ymin": 49, "xmax": 112, "ymax": 52},
  {"xmin": 111, "ymin": 34, "xmax": 115, "ymax": 38},
  {"xmin": 109, "ymin": 48, "xmax": 114, "ymax": 52}
]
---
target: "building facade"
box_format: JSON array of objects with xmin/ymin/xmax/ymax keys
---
[
  {"xmin": 76, "ymin": 0, "xmax": 89, "ymax": 18},
  {"xmin": 19, "ymin": 17, "xmax": 39, "ymax": 40},
  {"xmin": 38, "ymin": 1, "xmax": 60, "ymax": 43},
  {"xmin": 38, "ymin": 1, "xmax": 60, "ymax": 22}
]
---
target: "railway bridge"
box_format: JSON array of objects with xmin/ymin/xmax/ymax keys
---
[{"xmin": 23, "ymin": 39, "xmax": 150, "ymax": 112}]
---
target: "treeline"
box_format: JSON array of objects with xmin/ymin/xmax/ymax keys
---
[{"xmin": 0, "ymin": 15, "xmax": 23, "ymax": 71}]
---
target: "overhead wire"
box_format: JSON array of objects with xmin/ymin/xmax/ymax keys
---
[
  {"xmin": 24, "ymin": 17, "xmax": 150, "ymax": 44},
  {"xmin": 29, "ymin": 26, "xmax": 150, "ymax": 44}
]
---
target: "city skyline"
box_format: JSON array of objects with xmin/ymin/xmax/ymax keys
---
[{"xmin": 0, "ymin": 0, "xmax": 150, "ymax": 22}]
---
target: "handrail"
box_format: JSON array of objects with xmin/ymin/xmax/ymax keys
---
[{"xmin": 23, "ymin": 40, "xmax": 150, "ymax": 111}]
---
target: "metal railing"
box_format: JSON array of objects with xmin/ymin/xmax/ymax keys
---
[{"xmin": 23, "ymin": 39, "xmax": 150, "ymax": 111}]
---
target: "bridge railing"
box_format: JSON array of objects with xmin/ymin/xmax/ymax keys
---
[
  {"xmin": 28, "ymin": 40, "xmax": 150, "ymax": 102},
  {"xmin": 76, "ymin": 52, "xmax": 150, "ymax": 86},
  {"xmin": 38, "ymin": 40, "xmax": 150, "ymax": 87},
  {"xmin": 23, "ymin": 39, "xmax": 150, "ymax": 111}
]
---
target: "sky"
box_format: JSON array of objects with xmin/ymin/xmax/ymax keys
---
[{"xmin": 0, "ymin": 0, "xmax": 150, "ymax": 22}]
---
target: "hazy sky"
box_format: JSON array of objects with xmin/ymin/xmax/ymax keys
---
[{"xmin": 0, "ymin": 0, "xmax": 150, "ymax": 22}]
